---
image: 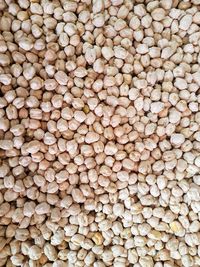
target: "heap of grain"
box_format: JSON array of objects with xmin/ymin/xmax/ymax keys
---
[{"xmin": 0, "ymin": 0, "xmax": 200, "ymax": 266}]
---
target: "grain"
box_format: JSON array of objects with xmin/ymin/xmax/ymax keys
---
[{"xmin": 0, "ymin": 1, "xmax": 200, "ymax": 266}]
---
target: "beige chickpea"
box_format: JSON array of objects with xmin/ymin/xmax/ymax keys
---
[{"xmin": 0, "ymin": 54, "xmax": 10, "ymax": 66}]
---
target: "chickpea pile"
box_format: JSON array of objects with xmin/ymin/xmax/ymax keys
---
[{"xmin": 0, "ymin": 0, "xmax": 200, "ymax": 266}]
